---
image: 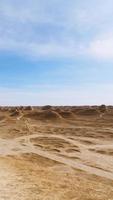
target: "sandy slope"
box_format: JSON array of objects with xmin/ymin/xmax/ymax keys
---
[{"xmin": 0, "ymin": 106, "xmax": 113, "ymax": 199}]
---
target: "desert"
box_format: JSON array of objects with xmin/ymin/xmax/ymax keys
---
[{"xmin": 0, "ymin": 105, "xmax": 113, "ymax": 199}]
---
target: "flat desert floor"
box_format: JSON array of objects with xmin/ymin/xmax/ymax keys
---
[{"xmin": 0, "ymin": 106, "xmax": 113, "ymax": 200}]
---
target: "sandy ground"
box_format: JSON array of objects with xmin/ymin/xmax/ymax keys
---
[{"xmin": 0, "ymin": 106, "xmax": 113, "ymax": 199}]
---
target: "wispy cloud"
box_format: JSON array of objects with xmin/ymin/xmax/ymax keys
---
[
  {"xmin": 87, "ymin": 33, "xmax": 113, "ymax": 60},
  {"xmin": 0, "ymin": 0, "xmax": 113, "ymax": 60}
]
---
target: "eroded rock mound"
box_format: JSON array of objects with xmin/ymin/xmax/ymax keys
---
[
  {"xmin": 76, "ymin": 108, "xmax": 100, "ymax": 116},
  {"xmin": 23, "ymin": 106, "xmax": 33, "ymax": 111},
  {"xmin": 10, "ymin": 109, "xmax": 20, "ymax": 117},
  {"xmin": 25, "ymin": 110, "xmax": 63, "ymax": 121},
  {"xmin": 99, "ymin": 104, "xmax": 107, "ymax": 113},
  {"xmin": 59, "ymin": 111, "xmax": 75, "ymax": 119},
  {"xmin": 42, "ymin": 105, "xmax": 52, "ymax": 110}
]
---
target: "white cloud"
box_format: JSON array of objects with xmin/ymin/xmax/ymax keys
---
[
  {"xmin": 0, "ymin": 35, "xmax": 80, "ymax": 59},
  {"xmin": 87, "ymin": 34, "xmax": 113, "ymax": 60},
  {"xmin": 0, "ymin": 0, "xmax": 113, "ymax": 60},
  {"xmin": 1, "ymin": 27, "xmax": 113, "ymax": 61}
]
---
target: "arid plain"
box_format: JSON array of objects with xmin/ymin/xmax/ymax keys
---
[{"xmin": 0, "ymin": 105, "xmax": 113, "ymax": 200}]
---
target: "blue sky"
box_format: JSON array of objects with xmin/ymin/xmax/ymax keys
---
[{"xmin": 0, "ymin": 0, "xmax": 113, "ymax": 105}]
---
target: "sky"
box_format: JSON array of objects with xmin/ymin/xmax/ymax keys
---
[{"xmin": 0, "ymin": 0, "xmax": 113, "ymax": 105}]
